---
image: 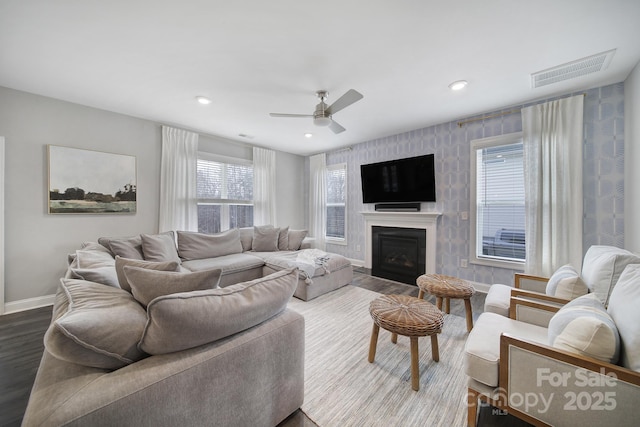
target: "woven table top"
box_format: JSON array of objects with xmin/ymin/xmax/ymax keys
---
[
  {"xmin": 369, "ymin": 294, "xmax": 444, "ymax": 337},
  {"xmin": 417, "ymin": 274, "xmax": 476, "ymax": 299}
]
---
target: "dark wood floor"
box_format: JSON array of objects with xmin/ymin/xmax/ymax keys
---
[
  {"xmin": 1, "ymin": 269, "xmax": 528, "ymax": 427},
  {"xmin": 0, "ymin": 305, "xmax": 52, "ymax": 427}
]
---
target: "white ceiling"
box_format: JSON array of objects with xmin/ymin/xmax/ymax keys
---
[{"xmin": 2, "ymin": 1, "xmax": 640, "ymax": 156}]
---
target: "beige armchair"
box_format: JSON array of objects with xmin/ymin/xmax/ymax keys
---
[
  {"xmin": 465, "ymin": 263, "xmax": 640, "ymax": 427},
  {"xmin": 484, "ymin": 245, "xmax": 640, "ymax": 326}
]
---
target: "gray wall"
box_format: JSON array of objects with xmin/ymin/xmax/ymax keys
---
[
  {"xmin": 0, "ymin": 86, "xmax": 305, "ymax": 306},
  {"xmin": 625, "ymin": 62, "xmax": 640, "ymax": 253},
  {"xmin": 325, "ymin": 83, "xmax": 626, "ymax": 286}
]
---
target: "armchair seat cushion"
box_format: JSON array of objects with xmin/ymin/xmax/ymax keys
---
[
  {"xmin": 464, "ymin": 312, "xmax": 547, "ymax": 387},
  {"xmin": 483, "ymin": 284, "xmax": 511, "ymax": 317}
]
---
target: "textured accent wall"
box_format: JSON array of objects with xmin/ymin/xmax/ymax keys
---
[{"xmin": 325, "ymin": 82, "xmax": 625, "ymax": 286}]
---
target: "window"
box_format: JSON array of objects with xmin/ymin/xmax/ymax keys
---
[
  {"xmin": 470, "ymin": 133, "xmax": 525, "ymax": 267},
  {"xmin": 197, "ymin": 153, "xmax": 253, "ymax": 234},
  {"xmin": 326, "ymin": 163, "xmax": 347, "ymax": 242}
]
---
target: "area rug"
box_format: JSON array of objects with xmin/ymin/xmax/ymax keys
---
[{"xmin": 288, "ymin": 285, "xmax": 469, "ymax": 427}]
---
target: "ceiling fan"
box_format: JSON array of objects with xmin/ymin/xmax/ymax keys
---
[{"xmin": 269, "ymin": 89, "xmax": 363, "ymax": 134}]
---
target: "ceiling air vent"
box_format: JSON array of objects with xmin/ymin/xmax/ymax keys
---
[{"xmin": 531, "ymin": 49, "xmax": 616, "ymax": 88}]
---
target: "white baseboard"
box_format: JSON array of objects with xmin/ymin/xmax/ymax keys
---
[
  {"xmin": 3, "ymin": 294, "xmax": 55, "ymax": 315},
  {"xmin": 348, "ymin": 258, "xmax": 364, "ymax": 267}
]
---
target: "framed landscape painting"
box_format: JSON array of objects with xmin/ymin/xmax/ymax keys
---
[{"xmin": 48, "ymin": 145, "xmax": 137, "ymax": 214}]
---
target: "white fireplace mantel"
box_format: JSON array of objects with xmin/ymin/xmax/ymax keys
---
[{"xmin": 361, "ymin": 211, "xmax": 441, "ymax": 273}]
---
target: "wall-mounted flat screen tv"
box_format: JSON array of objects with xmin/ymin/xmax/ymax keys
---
[{"xmin": 360, "ymin": 154, "xmax": 436, "ymax": 203}]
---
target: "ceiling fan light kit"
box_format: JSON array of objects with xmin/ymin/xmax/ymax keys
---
[{"xmin": 270, "ymin": 89, "xmax": 363, "ymax": 134}]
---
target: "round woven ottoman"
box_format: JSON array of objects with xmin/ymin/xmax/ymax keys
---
[
  {"xmin": 417, "ymin": 274, "xmax": 476, "ymax": 332},
  {"xmin": 368, "ymin": 294, "xmax": 444, "ymax": 391}
]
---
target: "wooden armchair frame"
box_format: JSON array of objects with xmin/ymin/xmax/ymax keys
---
[{"xmin": 467, "ymin": 298, "xmax": 640, "ymax": 427}]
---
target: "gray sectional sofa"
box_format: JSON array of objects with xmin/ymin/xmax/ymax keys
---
[{"xmin": 22, "ymin": 226, "xmax": 353, "ymax": 426}]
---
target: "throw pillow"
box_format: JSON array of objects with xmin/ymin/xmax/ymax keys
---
[
  {"xmin": 140, "ymin": 232, "xmax": 181, "ymax": 263},
  {"xmin": 278, "ymin": 226, "xmax": 290, "ymax": 251},
  {"xmin": 70, "ymin": 267, "xmax": 120, "ymax": 288},
  {"xmin": 80, "ymin": 241, "xmax": 113, "ymax": 254},
  {"xmin": 75, "ymin": 249, "xmax": 115, "ymax": 269},
  {"xmin": 177, "ymin": 229, "xmax": 243, "ymax": 261},
  {"xmin": 114, "ymin": 256, "xmax": 181, "ymax": 292},
  {"xmin": 580, "ymin": 245, "xmax": 640, "ymax": 306},
  {"xmin": 545, "ymin": 264, "xmax": 589, "ymax": 300},
  {"xmin": 44, "ymin": 278, "xmax": 148, "ymax": 370},
  {"xmin": 287, "ymin": 229, "xmax": 308, "ymax": 250},
  {"xmin": 252, "ymin": 225, "xmax": 279, "ymax": 252},
  {"xmin": 124, "ymin": 266, "xmax": 222, "ymax": 307},
  {"xmin": 238, "ymin": 227, "xmax": 254, "ymax": 251},
  {"xmin": 98, "ymin": 235, "xmax": 144, "ymax": 260},
  {"xmin": 607, "ymin": 264, "xmax": 640, "ymax": 371},
  {"xmin": 139, "ymin": 267, "xmax": 299, "ymax": 355},
  {"xmin": 548, "ymin": 293, "xmax": 620, "ymax": 364}
]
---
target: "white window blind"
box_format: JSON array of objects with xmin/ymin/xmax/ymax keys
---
[
  {"xmin": 196, "ymin": 155, "xmax": 253, "ymax": 233},
  {"xmin": 326, "ymin": 164, "xmax": 346, "ymax": 240},
  {"xmin": 471, "ymin": 134, "xmax": 526, "ymax": 264}
]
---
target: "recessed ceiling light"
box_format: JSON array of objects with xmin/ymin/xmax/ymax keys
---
[
  {"xmin": 448, "ymin": 80, "xmax": 468, "ymax": 91},
  {"xmin": 196, "ymin": 96, "xmax": 212, "ymax": 105},
  {"xmin": 304, "ymin": 133, "xmax": 313, "ymax": 138}
]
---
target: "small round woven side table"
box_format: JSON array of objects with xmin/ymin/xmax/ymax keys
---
[
  {"xmin": 417, "ymin": 274, "xmax": 476, "ymax": 332},
  {"xmin": 368, "ymin": 294, "xmax": 444, "ymax": 391}
]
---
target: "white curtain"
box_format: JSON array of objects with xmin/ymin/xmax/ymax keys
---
[
  {"xmin": 159, "ymin": 126, "xmax": 198, "ymax": 232},
  {"xmin": 252, "ymin": 147, "xmax": 276, "ymax": 226},
  {"xmin": 309, "ymin": 153, "xmax": 327, "ymax": 250},
  {"xmin": 522, "ymin": 95, "xmax": 584, "ymax": 276}
]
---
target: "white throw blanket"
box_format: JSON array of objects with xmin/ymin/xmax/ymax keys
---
[{"xmin": 295, "ymin": 249, "xmax": 332, "ymax": 283}]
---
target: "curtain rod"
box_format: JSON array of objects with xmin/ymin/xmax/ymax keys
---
[{"xmin": 456, "ymin": 93, "xmax": 586, "ymax": 128}]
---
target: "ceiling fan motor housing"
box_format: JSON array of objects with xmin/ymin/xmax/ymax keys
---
[{"xmin": 313, "ymin": 100, "xmax": 331, "ymax": 126}]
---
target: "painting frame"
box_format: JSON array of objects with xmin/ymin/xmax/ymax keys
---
[{"xmin": 48, "ymin": 145, "xmax": 137, "ymax": 214}]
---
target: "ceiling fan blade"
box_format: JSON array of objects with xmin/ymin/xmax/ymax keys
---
[
  {"xmin": 329, "ymin": 120, "xmax": 346, "ymax": 134},
  {"xmin": 325, "ymin": 89, "xmax": 363, "ymax": 115},
  {"xmin": 269, "ymin": 113, "xmax": 314, "ymax": 118}
]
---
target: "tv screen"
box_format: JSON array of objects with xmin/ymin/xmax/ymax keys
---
[{"xmin": 360, "ymin": 154, "xmax": 436, "ymax": 203}]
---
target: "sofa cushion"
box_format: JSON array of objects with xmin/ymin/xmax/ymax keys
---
[
  {"xmin": 464, "ymin": 312, "xmax": 548, "ymax": 387},
  {"xmin": 581, "ymin": 245, "xmax": 640, "ymax": 305},
  {"xmin": 138, "ymin": 268, "xmax": 298, "ymax": 355},
  {"xmin": 177, "ymin": 229, "xmax": 243, "ymax": 261},
  {"xmin": 278, "ymin": 226, "xmax": 289, "ymax": 250},
  {"xmin": 548, "ymin": 293, "xmax": 620, "ymax": 364},
  {"xmin": 181, "ymin": 252, "xmax": 265, "ymax": 274},
  {"xmin": 545, "ymin": 264, "xmax": 588, "ymax": 300},
  {"xmin": 98, "ymin": 235, "xmax": 144, "ymax": 260},
  {"xmin": 70, "ymin": 267, "xmax": 120, "ymax": 288},
  {"xmin": 44, "ymin": 278, "xmax": 148, "ymax": 369},
  {"xmin": 115, "ymin": 256, "xmax": 181, "ymax": 292},
  {"xmin": 140, "ymin": 232, "xmax": 181, "ymax": 263},
  {"xmin": 287, "ymin": 229, "xmax": 308, "ymax": 250},
  {"xmin": 239, "ymin": 227, "xmax": 254, "ymax": 251},
  {"xmin": 607, "ymin": 264, "xmax": 640, "ymax": 371},
  {"xmin": 75, "ymin": 249, "xmax": 115, "ymax": 269},
  {"xmin": 124, "ymin": 266, "xmax": 222, "ymax": 307}
]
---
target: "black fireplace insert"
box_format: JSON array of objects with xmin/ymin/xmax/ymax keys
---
[{"xmin": 372, "ymin": 226, "xmax": 426, "ymax": 285}]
